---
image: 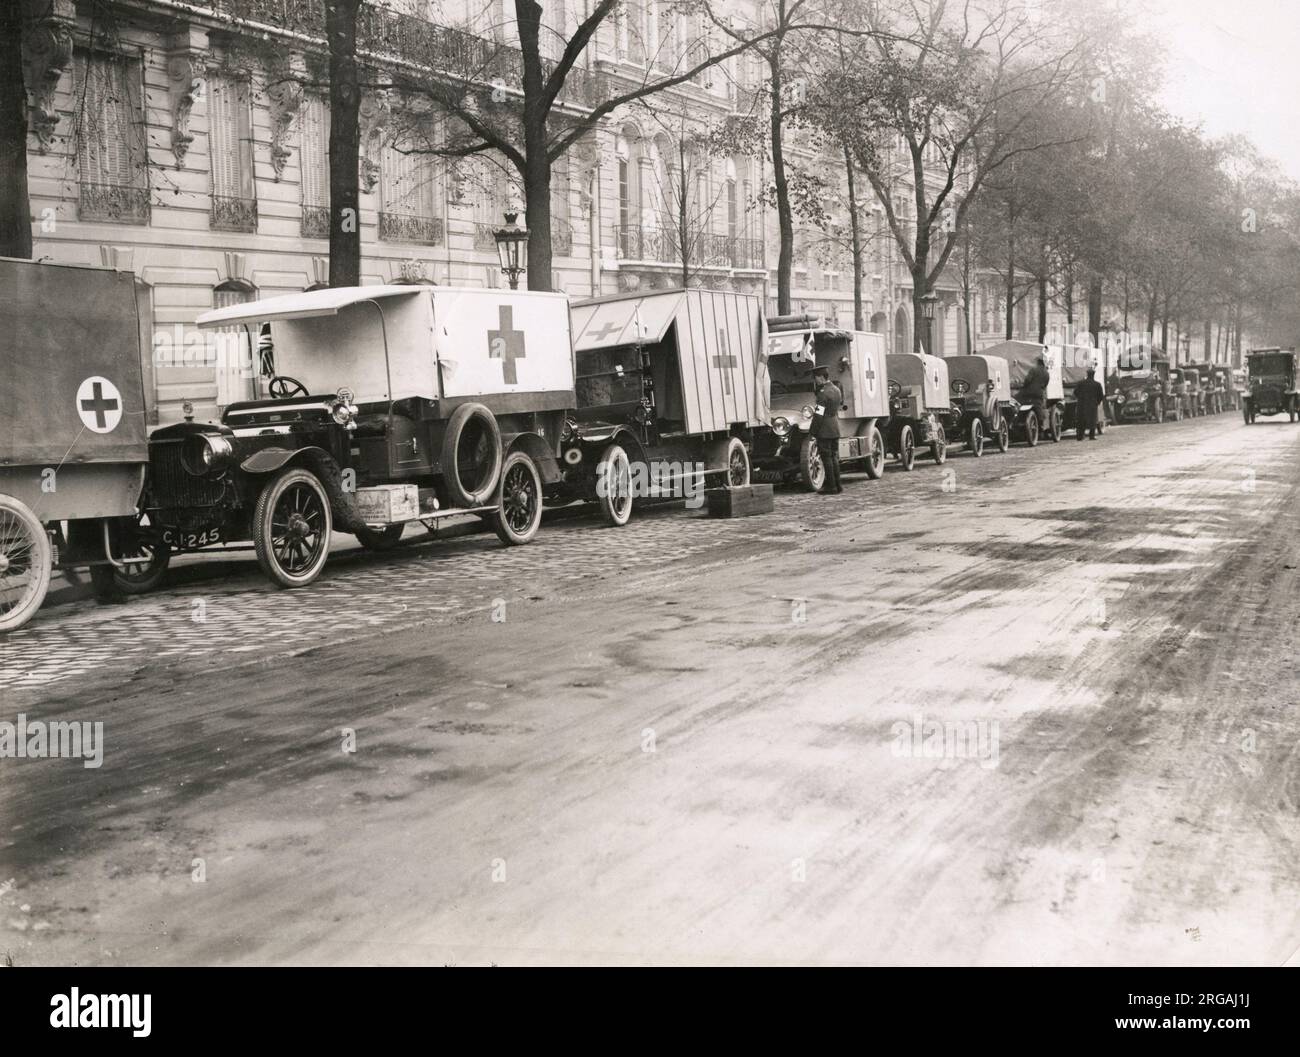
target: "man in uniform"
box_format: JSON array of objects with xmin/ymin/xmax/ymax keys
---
[
  {"xmin": 1074, "ymin": 367, "xmax": 1105, "ymax": 440},
  {"xmin": 812, "ymin": 367, "xmax": 843, "ymax": 494},
  {"xmin": 1017, "ymin": 354, "xmax": 1051, "ymax": 432}
]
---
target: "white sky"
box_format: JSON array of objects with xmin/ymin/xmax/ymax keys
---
[{"xmin": 1151, "ymin": 0, "xmax": 1300, "ymax": 180}]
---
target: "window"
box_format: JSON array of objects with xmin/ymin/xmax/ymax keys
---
[
  {"xmin": 74, "ymin": 49, "xmax": 149, "ymax": 223},
  {"xmin": 300, "ymin": 95, "xmax": 330, "ymax": 237},
  {"xmin": 208, "ymin": 73, "xmax": 256, "ymax": 232},
  {"xmin": 380, "ymin": 134, "xmax": 442, "ymax": 244},
  {"xmin": 550, "ymin": 153, "xmax": 571, "ymax": 254}
]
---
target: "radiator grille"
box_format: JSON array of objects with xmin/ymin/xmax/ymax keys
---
[{"xmin": 148, "ymin": 439, "xmax": 228, "ymax": 509}]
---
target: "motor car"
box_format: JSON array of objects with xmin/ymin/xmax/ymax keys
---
[
  {"xmin": 1112, "ymin": 354, "xmax": 1176, "ymax": 423},
  {"xmin": 885, "ymin": 352, "xmax": 955, "ymax": 468},
  {"xmin": 1243, "ymin": 348, "xmax": 1299, "ymax": 423},
  {"xmin": 144, "ymin": 284, "xmax": 575, "ymax": 587},
  {"xmin": 751, "ymin": 320, "xmax": 889, "ymax": 489},
  {"xmin": 981, "ymin": 340, "xmax": 1065, "ymax": 444},
  {"xmin": 0, "ymin": 258, "xmax": 162, "ymax": 631},
  {"xmin": 561, "ymin": 288, "xmax": 761, "ymax": 525},
  {"xmin": 945, "ymin": 354, "xmax": 1017, "ymax": 455}
]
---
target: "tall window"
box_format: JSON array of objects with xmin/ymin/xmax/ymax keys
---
[
  {"xmin": 208, "ymin": 73, "xmax": 256, "ymax": 231},
  {"xmin": 300, "ymin": 95, "xmax": 329, "ymax": 237},
  {"xmin": 380, "ymin": 135, "xmax": 441, "ymax": 244},
  {"xmin": 74, "ymin": 49, "xmax": 148, "ymax": 223},
  {"xmin": 550, "ymin": 153, "xmax": 571, "ymax": 254}
]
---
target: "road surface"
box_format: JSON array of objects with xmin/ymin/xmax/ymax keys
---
[{"xmin": 2, "ymin": 412, "xmax": 1298, "ymax": 965}]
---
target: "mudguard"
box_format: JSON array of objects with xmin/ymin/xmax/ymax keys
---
[{"xmin": 239, "ymin": 445, "xmax": 332, "ymax": 475}]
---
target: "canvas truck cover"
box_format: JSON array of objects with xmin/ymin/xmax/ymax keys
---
[
  {"xmin": 983, "ymin": 340, "xmax": 1065, "ymax": 401},
  {"xmin": 887, "ymin": 352, "xmax": 950, "ymax": 411},
  {"xmin": 766, "ymin": 328, "xmax": 888, "ymax": 419},
  {"xmin": 572, "ymin": 288, "xmax": 766, "ymax": 434},
  {"xmin": 947, "ymin": 355, "xmax": 1012, "ymax": 402},
  {"xmin": 200, "ymin": 285, "xmax": 574, "ymax": 407},
  {"xmin": 0, "ymin": 258, "xmax": 148, "ymax": 468}
]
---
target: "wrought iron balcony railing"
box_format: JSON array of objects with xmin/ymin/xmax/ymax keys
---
[
  {"xmin": 206, "ymin": 1, "xmax": 605, "ymax": 109},
  {"xmin": 378, "ymin": 211, "xmax": 444, "ymax": 245},
  {"xmin": 79, "ymin": 181, "xmax": 150, "ymax": 224},
  {"xmin": 617, "ymin": 226, "xmax": 762, "ymax": 271},
  {"xmin": 211, "ymin": 194, "xmax": 258, "ymax": 232},
  {"xmin": 301, "ymin": 203, "xmax": 330, "ymax": 238}
]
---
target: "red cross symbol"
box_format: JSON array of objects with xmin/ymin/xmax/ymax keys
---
[
  {"xmin": 488, "ymin": 305, "xmax": 527, "ymax": 385},
  {"xmin": 713, "ymin": 330, "xmax": 738, "ymax": 395},
  {"xmin": 863, "ymin": 357, "xmax": 877, "ymax": 394},
  {"xmin": 76, "ymin": 376, "xmax": 123, "ymax": 433},
  {"xmin": 585, "ymin": 319, "xmax": 624, "ymax": 343}
]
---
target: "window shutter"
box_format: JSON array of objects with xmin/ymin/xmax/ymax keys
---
[{"xmin": 300, "ymin": 96, "xmax": 329, "ymax": 207}]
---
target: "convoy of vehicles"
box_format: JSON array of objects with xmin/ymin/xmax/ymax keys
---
[
  {"xmin": 1243, "ymin": 348, "xmax": 1299, "ymax": 423},
  {"xmin": 0, "ymin": 258, "xmax": 1282, "ymax": 630},
  {"xmin": 146, "ymin": 285, "xmax": 575, "ymax": 587},
  {"xmin": 885, "ymin": 352, "xmax": 956, "ymax": 467},
  {"xmin": 562, "ymin": 289, "xmax": 761, "ymax": 523},
  {"xmin": 752, "ymin": 320, "xmax": 889, "ymax": 490},
  {"xmin": 945, "ymin": 355, "xmax": 1017, "ymax": 455}
]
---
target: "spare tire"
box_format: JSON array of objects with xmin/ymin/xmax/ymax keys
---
[{"xmin": 441, "ymin": 402, "xmax": 503, "ymax": 508}]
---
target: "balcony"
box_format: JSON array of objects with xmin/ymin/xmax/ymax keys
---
[
  {"xmin": 79, "ymin": 182, "xmax": 150, "ymax": 224},
  {"xmin": 617, "ymin": 226, "xmax": 762, "ymax": 271},
  {"xmin": 378, "ymin": 211, "xmax": 444, "ymax": 245},
  {"xmin": 206, "ymin": 2, "xmax": 605, "ymax": 109},
  {"xmin": 302, "ymin": 204, "xmax": 330, "ymax": 238},
  {"xmin": 211, "ymin": 194, "xmax": 258, "ymax": 233}
]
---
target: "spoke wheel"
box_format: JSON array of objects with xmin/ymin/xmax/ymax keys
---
[
  {"xmin": 1024, "ymin": 411, "xmax": 1040, "ymax": 447},
  {"xmin": 799, "ymin": 435, "xmax": 826, "ymax": 492},
  {"xmin": 253, "ymin": 467, "xmax": 332, "ymax": 588},
  {"xmin": 969, "ymin": 417, "xmax": 984, "ymax": 457},
  {"xmin": 930, "ymin": 422, "xmax": 947, "ymax": 464},
  {"xmin": 995, "ymin": 418, "xmax": 1010, "ymax": 453},
  {"xmin": 491, "ymin": 451, "xmax": 543, "ymax": 545},
  {"xmin": 726, "ymin": 436, "xmax": 751, "ymax": 487},
  {"xmin": 898, "ymin": 425, "xmax": 916, "ymax": 471},
  {"xmin": 87, "ymin": 513, "xmax": 170, "ymax": 601},
  {"xmin": 597, "ymin": 444, "xmax": 634, "ymax": 527},
  {"xmin": 0, "ymin": 495, "xmax": 51, "ymax": 632},
  {"xmin": 864, "ymin": 425, "xmax": 885, "ymax": 479}
]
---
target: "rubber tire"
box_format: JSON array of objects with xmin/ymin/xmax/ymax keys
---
[
  {"xmin": 597, "ymin": 443, "xmax": 634, "ymax": 527},
  {"xmin": 441, "ymin": 402, "xmax": 503, "ymax": 508},
  {"xmin": 85, "ymin": 514, "xmax": 171, "ymax": 600},
  {"xmin": 0, "ymin": 494, "xmax": 52, "ymax": 632},
  {"xmin": 969, "ymin": 417, "xmax": 984, "ymax": 457},
  {"xmin": 1153, "ymin": 398, "xmax": 1163, "ymax": 424},
  {"xmin": 355, "ymin": 525, "xmax": 404, "ymax": 551},
  {"xmin": 490, "ymin": 451, "xmax": 543, "ymax": 545},
  {"xmin": 995, "ymin": 418, "xmax": 1009, "ymax": 453},
  {"xmin": 1024, "ymin": 411, "xmax": 1040, "ymax": 447},
  {"xmin": 898, "ymin": 425, "xmax": 916, "ymax": 471},
  {"xmin": 724, "ymin": 436, "xmax": 751, "ymax": 487},
  {"xmin": 1047, "ymin": 407, "xmax": 1062, "ymax": 442},
  {"xmin": 864, "ymin": 424, "xmax": 885, "ymax": 479},
  {"xmin": 799, "ymin": 434, "xmax": 826, "ymax": 492},
  {"xmin": 253, "ymin": 467, "xmax": 333, "ymax": 588},
  {"xmin": 930, "ymin": 422, "xmax": 947, "ymax": 465}
]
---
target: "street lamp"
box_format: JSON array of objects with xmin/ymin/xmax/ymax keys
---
[
  {"xmin": 920, "ymin": 290, "xmax": 940, "ymax": 354},
  {"xmin": 493, "ymin": 211, "xmax": 528, "ymax": 290}
]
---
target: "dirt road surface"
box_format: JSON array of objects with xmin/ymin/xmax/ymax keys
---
[{"xmin": 3, "ymin": 413, "xmax": 1298, "ymax": 965}]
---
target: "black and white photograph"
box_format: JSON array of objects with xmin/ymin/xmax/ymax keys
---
[{"xmin": 1, "ymin": 0, "xmax": 1297, "ymax": 997}]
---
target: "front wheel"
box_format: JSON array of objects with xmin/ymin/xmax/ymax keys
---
[
  {"xmin": 995, "ymin": 417, "xmax": 1010, "ymax": 453},
  {"xmin": 87, "ymin": 513, "xmax": 171, "ymax": 600},
  {"xmin": 0, "ymin": 495, "xmax": 52, "ymax": 632},
  {"xmin": 898, "ymin": 425, "xmax": 916, "ymax": 471},
  {"xmin": 930, "ymin": 422, "xmax": 947, "ymax": 464},
  {"xmin": 863, "ymin": 424, "xmax": 885, "ymax": 479},
  {"xmin": 596, "ymin": 443, "xmax": 634, "ymax": 528},
  {"xmin": 253, "ymin": 467, "xmax": 333, "ymax": 588},
  {"xmin": 1152, "ymin": 397, "xmax": 1163, "ymax": 423},
  {"xmin": 491, "ymin": 451, "xmax": 543, "ymax": 545},
  {"xmin": 1024, "ymin": 410, "xmax": 1040, "ymax": 447},
  {"xmin": 968, "ymin": 418, "xmax": 984, "ymax": 457},
  {"xmin": 1047, "ymin": 406, "xmax": 1063, "ymax": 442},
  {"xmin": 798, "ymin": 434, "xmax": 826, "ymax": 492}
]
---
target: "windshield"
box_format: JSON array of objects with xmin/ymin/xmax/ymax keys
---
[
  {"xmin": 769, "ymin": 355, "xmax": 818, "ymax": 396},
  {"xmin": 1249, "ymin": 353, "xmax": 1292, "ymax": 376}
]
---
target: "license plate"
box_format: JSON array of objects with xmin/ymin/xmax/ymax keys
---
[{"xmin": 161, "ymin": 525, "xmax": 222, "ymax": 550}]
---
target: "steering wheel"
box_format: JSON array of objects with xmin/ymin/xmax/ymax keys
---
[{"xmin": 268, "ymin": 375, "xmax": 308, "ymax": 399}]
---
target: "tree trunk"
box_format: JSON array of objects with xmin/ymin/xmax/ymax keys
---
[
  {"xmin": 517, "ymin": 2, "xmax": 553, "ymax": 292},
  {"xmin": 0, "ymin": 2, "xmax": 32, "ymax": 259},
  {"xmin": 1087, "ymin": 276, "xmax": 1103, "ymax": 346},
  {"xmin": 1004, "ymin": 216, "xmax": 1015, "ymax": 340},
  {"xmin": 845, "ymin": 146, "xmax": 864, "ymax": 331},
  {"xmin": 326, "ymin": 0, "xmax": 363, "ymax": 287},
  {"xmin": 769, "ymin": 47, "xmax": 792, "ymax": 315},
  {"xmin": 1037, "ymin": 275, "xmax": 1047, "ymax": 343}
]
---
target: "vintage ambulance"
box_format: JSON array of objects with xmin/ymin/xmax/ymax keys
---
[
  {"xmin": 1, "ymin": 258, "xmax": 162, "ymax": 630},
  {"xmin": 945, "ymin": 354, "xmax": 1017, "ymax": 455},
  {"xmin": 144, "ymin": 285, "xmax": 575, "ymax": 587},
  {"xmin": 751, "ymin": 321, "xmax": 889, "ymax": 490},
  {"xmin": 885, "ymin": 352, "xmax": 955, "ymax": 468},
  {"xmin": 562, "ymin": 288, "xmax": 764, "ymax": 525},
  {"xmin": 982, "ymin": 340, "xmax": 1066, "ymax": 444}
]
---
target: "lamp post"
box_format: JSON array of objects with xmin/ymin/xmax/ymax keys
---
[
  {"xmin": 920, "ymin": 290, "xmax": 940, "ymax": 354},
  {"xmin": 493, "ymin": 211, "xmax": 528, "ymax": 290}
]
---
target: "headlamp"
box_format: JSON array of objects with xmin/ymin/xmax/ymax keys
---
[
  {"xmin": 772, "ymin": 416, "xmax": 791, "ymax": 437},
  {"xmin": 181, "ymin": 433, "xmax": 233, "ymax": 476}
]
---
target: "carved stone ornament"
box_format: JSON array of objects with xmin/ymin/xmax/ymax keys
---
[
  {"xmin": 357, "ymin": 91, "xmax": 392, "ymax": 194},
  {"xmin": 22, "ymin": 0, "xmax": 75, "ymax": 152},
  {"xmin": 166, "ymin": 40, "xmax": 206, "ymax": 170},
  {"xmin": 267, "ymin": 69, "xmax": 303, "ymax": 182}
]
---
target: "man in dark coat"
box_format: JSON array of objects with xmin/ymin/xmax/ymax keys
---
[
  {"xmin": 1074, "ymin": 367, "xmax": 1105, "ymax": 440},
  {"xmin": 812, "ymin": 368, "xmax": 843, "ymax": 494}
]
